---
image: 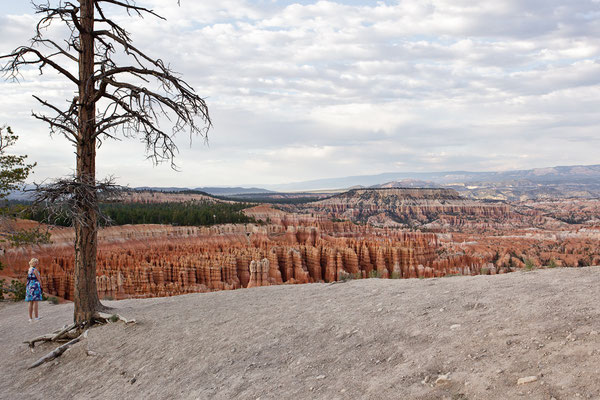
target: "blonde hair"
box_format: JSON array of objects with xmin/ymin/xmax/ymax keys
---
[{"xmin": 29, "ymin": 258, "xmax": 39, "ymax": 268}]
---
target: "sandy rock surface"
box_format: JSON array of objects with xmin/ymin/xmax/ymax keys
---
[{"xmin": 1, "ymin": 267, "xmax": 599, "ymax": 400}]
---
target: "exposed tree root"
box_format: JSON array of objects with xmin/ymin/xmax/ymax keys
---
[
  {"xmin": 25, "ymin": 323, "xmax": 80, "ymax": 349},
  {"xmin": 25, "ymin": 312, "xmax": 135, "ymax": 369},
  {"xmin": 28, "ymin": 330, "xmax": 88, "ymax": 369},
  {"xmin": 94, "ymin": 312, "xmax": 136, "ymax": 325}
]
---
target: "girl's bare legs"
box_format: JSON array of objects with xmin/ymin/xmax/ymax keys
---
[
  {"xmin": 28, "ymin": 301, "xmax": 33, "ymax": 320},
  {"xmin": 34, "ymin": 301, "xmax": 39, "ymax": 319}
]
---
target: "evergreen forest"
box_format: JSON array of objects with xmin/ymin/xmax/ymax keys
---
[{"xmin": 9, "ymin": 201, "xmax": 256, "ymax": 227}]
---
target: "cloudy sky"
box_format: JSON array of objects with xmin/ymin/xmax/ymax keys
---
[{"xmin": 0, "ymin": 0, "xmax": 599, "ymax": 188}]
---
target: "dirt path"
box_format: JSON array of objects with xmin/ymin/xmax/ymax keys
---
[{"xmin": 1, "ymin": 267, "xmax": 599, "ymax": 399}]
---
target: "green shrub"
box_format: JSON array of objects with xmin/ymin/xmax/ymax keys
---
[
  {"xmin": 47, "ymin": 296, "xmax": 59, "ymax": 305},
  {"xmin": 6, "ymin": 228, "xmax": 51, "ymax": 247},
  {"xmin": 1, "ymin": 279, "xmax": 26, "ymax": 301},
  {"xmin": 368, "ymin": 270, "xmax": 383, "ymax": 279},
  {"xmin": 524, "ymin": 259, "xmax": 535, "ymax": 270},
  {"xmin": 577, "ymin": 258, "xmax": 590, "ymax": 267},
  {"xmin": 338, "ymin": 271, "xmax": 353, "ymax": 282},
  {"xmin": 1, "ymin": 280, "xmax": 27, "ymax": 301},
  {"xmin": 481, "ymin": 267, "xmax": 489, "ymax": 275},
  {"xmin": 443, "ymin": 273, "xmax": 460, "ymax": 278},
  {"xmin": 548, "ymin": 259, "xmax": 557, "ymax": 268},
  {"xmin": 390, "ymin": 271, "xmax": 401, "ymax": 279},
  {"xmin": 10, "ymin": 280, "xmax": 26, "ymax": 301}
]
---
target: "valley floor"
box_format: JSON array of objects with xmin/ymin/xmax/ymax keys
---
[{"xmin": 1, "ymin": 266, "xmax": 599, "ymax": 399}]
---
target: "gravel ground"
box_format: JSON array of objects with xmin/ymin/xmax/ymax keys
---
[{"xmin": 1, "ymin": 266, "xmax": 599, "ymax": 400}]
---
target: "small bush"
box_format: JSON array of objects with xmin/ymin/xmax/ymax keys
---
[
  {"xmin": 480, "ymin": 267, "xmax": 489, "ymax": 275},
  {"xmin": 548, "ymin": 259, "xmax": 557, "ymax": 268},
  {"xmin": 368, "ymin": 270, "xmax": 383, "ymax": 279},
  {"xmin": 443, "ymin": 273, "xmax": 460, "ymax": 278},
  {"xmin": 7, "ymin": 228, "xmax": 51, "ymax": 247},
  {"xmin": 390, "ymin": 271, "xmax": 401, "ymax": 279},
  {"xmin": 47, "ymin": 296, "xmax": 59, "ymax": 305},
  {"xmin": 524, "ymin": 259, "xmax": 535, "ymax": 270},
  {"xmin": 338, "ymin": 271, "xmax": 353, "ymax": 282},
  {"xmin": 109, "ymin": 314, "xmax": 119, "ymax": 323},
  {"xmin": 577, "ymin": 258, "xmax": 590, "ymax": 267},
  {"xmin": 8, "ymin": 280, "xmax": 26, "ymax": 301}
]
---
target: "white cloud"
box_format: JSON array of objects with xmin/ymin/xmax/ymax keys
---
[{"xmin": 0, "ymin": 0, "xmax": 599, "ymax": 186}]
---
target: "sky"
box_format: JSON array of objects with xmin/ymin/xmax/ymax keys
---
[{"xmin": 0, "ymin": 0, "xmax": 599, "ymax": 188}]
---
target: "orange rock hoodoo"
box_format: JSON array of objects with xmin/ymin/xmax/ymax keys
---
[{"xmin": 2, "ymin": 220, "xmax": 493, "ymax": 300}]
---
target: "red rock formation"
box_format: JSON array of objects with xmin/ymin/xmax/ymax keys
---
[
  {"xmin": 3, "ymin": 197, "xmax": 598, "ymax": 301},
  {"xmin": 247, "ymin": 259, "xmax": 270, "ymax": 288},
  {"xmin": 1, "ymin": 219, "xmax": 450, "ymax": 300},
  {"xmin": 299, "ymin": 188, "xmax": 512, "ymax": 230}
]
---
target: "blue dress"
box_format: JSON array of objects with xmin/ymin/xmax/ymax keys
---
[{"xmin": 25, "ymin": 267, "xmax": 43, "ymax": 301}]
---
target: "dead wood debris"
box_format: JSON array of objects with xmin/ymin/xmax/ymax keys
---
[{"xmin": 25, "ymin": 313, "xmax": 135, "ymax": 369}]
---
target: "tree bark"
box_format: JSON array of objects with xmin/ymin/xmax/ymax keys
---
[
  {"xmin": 74, "ymin": 0, "xmax": 102, "ymax": 324},
  {"xmin": 3, "ymin": 0, "xmax": 210, "ymax": 324}
]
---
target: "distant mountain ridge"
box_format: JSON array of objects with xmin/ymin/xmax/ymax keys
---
[
  {"xmin": 371, "ymin": 165, "xmax": 600, "ymax": 201},
  {"xmin": 265, "ymin": 164, "xmax": 600, "ymax": 191},
  {"xmin": 133, "ymin": 186, "xmax": 273, "ymax": 195},
  {"xmin": 7, "ymin": 164, "xmax": 600, "ymax": 201},
  {"xmin": 195, "ymin": 187, "xmax": 274, "ymax": 195}
]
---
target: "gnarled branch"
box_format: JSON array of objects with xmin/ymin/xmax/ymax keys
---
[
  {"xmin": 31, "ymin": 175, "xmax": 125, "ymax": 227},
  {"xmin": 2, "ymin": 1, "xmax": 210, "ymax": 167}
]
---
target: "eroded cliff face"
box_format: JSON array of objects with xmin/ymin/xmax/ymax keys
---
[
  {"xmin": 300, "ymin": 188, "xmax": 511, "ymax": 228},
  {"xmin": 2, "ymin": 216, "xmax": 498, "ymax": 300},
  {"xmin": 121, "ymin": 191, "xmax": 222, "ymax": 204},
  {"xmin": 2, "ymin": 193, "xmax": 598, "ymax": 302},
  {"xmin": 444, "ymin": 229, "xmax": 600, "ymax": 271}
]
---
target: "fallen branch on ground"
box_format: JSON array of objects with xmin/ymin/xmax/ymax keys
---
[
  {"xmin": 28, "ymin": 330, "xmax": 88, "ymax": 369},
  {"xmin": 24, "ymin": 312, "xmax": 136, "ymax": 368},
  {"xmin": 25, "ymin": 323, "xmax": 80, "ymax": 349}
]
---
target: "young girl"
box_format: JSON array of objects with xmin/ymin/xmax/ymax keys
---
[{"xmin": 25, "ymin": 258, "xmax": 43, "ymax": 322}]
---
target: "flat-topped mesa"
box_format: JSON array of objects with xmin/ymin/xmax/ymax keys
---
[
  {"xmin": 120, "ymin": 190, "xmax": 221, "ymax": 204},
  {"xmin": 340, "ymin": 188, "xmax": 463, "ymax": 200},
  {"xmin": 304, "ymin": 187, "xmax": 511, "ymax": 228}
]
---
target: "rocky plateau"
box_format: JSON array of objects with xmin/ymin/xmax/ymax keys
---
[{"xmin": 1, "ymin": 188, "xmax": 598, "ymax": 302}]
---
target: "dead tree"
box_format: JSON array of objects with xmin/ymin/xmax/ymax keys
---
[{"xmin": 1, "ymin": 0, "xmax": 210, "ymax": 326}]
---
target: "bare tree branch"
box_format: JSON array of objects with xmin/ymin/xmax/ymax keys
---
[
  {"xmin": 2, "ymin": 0, "xmax": 211, "ymax": 326},
  {"xmin": 31, "ymin": 95, "xmax": 78, "ymax": 141},
  {"xmin": 2, "ymin": 1, "xmax": 210, "ymax": 166},
  {"xmin": 0, "ymin": 47, "xmax": 80, "ymax": 84},
  {"xmin": 97, "ymin": 0, "xmax": 166, "ymax": 20},
  {"xmin": 31, "ymin": 176, "xmax": 125, "ymax": 227}
]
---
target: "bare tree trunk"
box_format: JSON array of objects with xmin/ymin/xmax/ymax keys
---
[
  {"xmin": 74, "ymin": 0, "xmax": 102, "ymax": 324},
  {"xmin": 3, "ymin": 0, "xmax": 211, "ymax": 324}
]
